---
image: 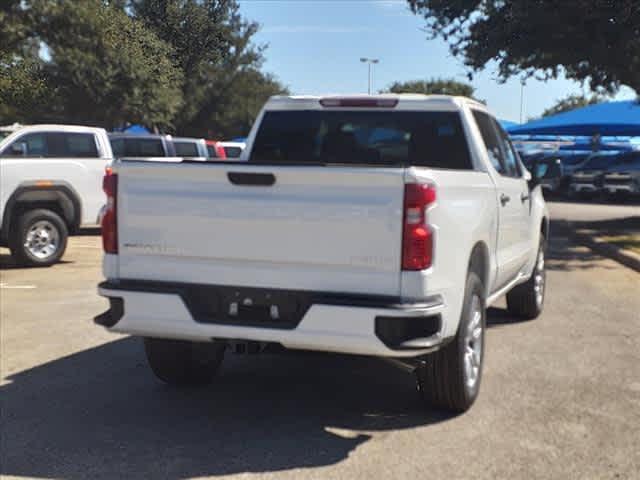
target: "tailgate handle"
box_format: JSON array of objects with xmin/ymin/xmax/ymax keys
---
[{"xmin": 227, "ymin": 172, "xmax": 276, "ymax": 186}]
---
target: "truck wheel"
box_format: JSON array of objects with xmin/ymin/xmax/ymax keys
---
[
  {"xmin": 506, "ymin": 238, "xmax": 545, "ymax": 320},
  {"xmin": 8, "ymin": 209, "xmax": 68, "ymax": 267},
  {"xmin": 416, "ymin": 272, "xmax": 485, "ymax": 413},
  {"xmin": 143, "ymin": 338, "xmax": 226, "ymax": 386}
]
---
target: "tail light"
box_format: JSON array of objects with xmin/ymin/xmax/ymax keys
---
[
  {"xmin": 102, "ymin": 173, "xmax": 118, "ymax": 253},
  {"xmin": 402, "ymin": 183, "xmax": 436, "ymax": 270}
]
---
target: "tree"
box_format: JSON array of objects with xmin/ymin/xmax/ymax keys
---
[
  {"xmin": 382, "ymin": 78, "xmax": 476, "ymax": 97},
  {"xmin": 131, "ymin": 0, "xmax": 287, "ymax": 137},
  {"xmin": 541, "ymin": 94, "xmax": 605, "ymax": 117},
  {"xmin": 35, "ymin": 1, "xmax": 183, "ymax": 128},
  {"xmin": 407, "ymin": 0, "xmax": 640, "ymax": 95},
  {"xmin": 0, "ymin": 0, "xmax": 49, "ymax": 120},
  {"xmin": 1, "ymin": 1, "xmax": 183, "ymax": 128},
  {"xmin": 130, "ymin": 0, "xmax": 237, "ymax": 129}
]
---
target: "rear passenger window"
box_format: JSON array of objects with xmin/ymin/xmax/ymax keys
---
[
  {"xmin": 47, "ymin": 132, "xmax": 99, "ymax": 158},
  {"xmin": 65, "ymin": 133, "xmax": 99, "ymax": 157},
  {"xmin": 471, "ymin": 110, "xmax": 506, "ymax": 174},
  {"xmin": 493, "ymin": 121, "xmax": 521, "ymax": 177}
]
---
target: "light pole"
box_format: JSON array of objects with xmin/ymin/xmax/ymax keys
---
[
  {"xmin": 360, "ymin": 57, "xmax": 379, "ymax": 94},
  {"xmin": 519, "ymin": 78, "xmax": 526, "ymax": 124}
]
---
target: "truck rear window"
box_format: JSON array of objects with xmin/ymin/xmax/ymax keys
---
[{"xmin": 250, "ymin": 110, "xmax": 472, "ymax": 169}]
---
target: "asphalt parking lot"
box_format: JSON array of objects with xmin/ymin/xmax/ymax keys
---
[{"xmin": 1, "ymin": 211, "xmax": 639, "ymax": 479}]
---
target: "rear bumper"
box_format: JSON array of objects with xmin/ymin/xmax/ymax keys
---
[{"xmin": 97, "ymin": 280, "xmax": 448, "ymax": 358}]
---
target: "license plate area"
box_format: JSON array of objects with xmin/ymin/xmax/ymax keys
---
[{"xmin": 183, "ymin": 285, "xmax": 313, "ymax": 329}]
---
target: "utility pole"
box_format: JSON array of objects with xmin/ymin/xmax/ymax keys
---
[
  {"xmin": 360, "ymin": 58, "xmax": 379, "ymax": 94},
  {"xmin": 519, "ymin": 78, "xmax": 526, "ymax": 123}
]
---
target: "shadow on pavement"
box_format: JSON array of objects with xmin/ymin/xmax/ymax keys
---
[
  {"xmin": 1, "ymin": 337, "xmax": 454, "ymax": 479},
  {"xmin": 569, "ymin": 215, "xmax": 640, "ymax": 233},
  {"xmin": 545, "ymin": 219, "xmax": 618, "ymax": 271},
  {"xmin": 0, "ymin": 253, "xmax": 72, "ymax": 270}
]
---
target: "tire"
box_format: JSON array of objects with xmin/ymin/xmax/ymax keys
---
[
  {"xmin": 143, "ymin": 338, "xmax": 226, "ymax": 386},
  {"xmin": 416, "ymin": 272, "xmax": 486, "ymax": 413},
  {"xmin": 506, "ymin": 237, "xmax": 546, "ymax": 320},
  {"xmin": 8, "ymin": 209, "xmax": 68, "ymax": 267}
]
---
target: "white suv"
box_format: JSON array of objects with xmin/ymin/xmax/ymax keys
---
[{"xmin": 0, "ymin": 124, "xmax": 112, "ymax": 266}]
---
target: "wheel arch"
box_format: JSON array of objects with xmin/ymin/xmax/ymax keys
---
[
  {"xmin": 468, "ymin": 241, "xmax": 490, "ymax": 300},
  {"xmin": 541, "ymin": 216, "xmax": 549, "ymax": 244},
  {"xmin": 1, "ymin": 182, "xmax": 81, "ymax": 242}
]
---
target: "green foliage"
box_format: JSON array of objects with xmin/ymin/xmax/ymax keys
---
[
  {"xmin": 0, "ymin": 55, "xmax": 49, "ymax": 120},
  {"xmin": 382, "ymin": 78, "xmax": 476, "ymax": 97},
  {"xmin": 131, "ymin": 0, "xmax": 287, "ymax": 136},
  {"xmin": 36, "ymin": 1, "xmax": 183, "ymax": 128},
  {"xmin": 0, "ymin": 0, "xmax": 286, "ymax": 137},
  {"xmin": 408, "ymin": 0, "xmax": 640, "ymax": 95},
  {"xmin": 0, "ymin": 0, "xmax": 47, "ymax": 119},
  {"xmin": 541, "ymin": 94, "xmax": 605, "ymax": 118}
]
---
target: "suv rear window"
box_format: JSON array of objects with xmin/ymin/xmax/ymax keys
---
[
  {"xmin": 174, "ymin": 141, "xmax": 200, "ymax": 157},
  {"xmin": 110, "ymin": 138, "xmax": 165, "ymax": 157},
  {"xmin": 250, "ymin": 110, "xmax": 472, "ymax": 169}
]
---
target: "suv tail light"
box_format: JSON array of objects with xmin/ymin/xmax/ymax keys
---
[
  {"xmin": 402, "ymin": 183, "xmax": 436, "ymax": 270},
  {"xmin": 102, "ymin": 173, "xmax": 118, "ymax": 253}
]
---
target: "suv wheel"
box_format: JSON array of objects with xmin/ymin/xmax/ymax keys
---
[
  {"xmin": 506, "ymin": 237, "xmax": 546, "ymax": 319},
  {"xmin": 144, "ymin": 338, "xmax": 226, "ymax": 386},
  {"xmin": 8, "ymin": 209, "xmax": 68, "ymax": 267},
  {"xmin": 416, "ymin": 271, "xmax": 486, "ymax": 413}
]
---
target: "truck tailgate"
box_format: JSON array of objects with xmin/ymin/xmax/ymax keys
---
[{"xmin": 116, "ymin": 162, "xmax": 405, "ymax": 296}]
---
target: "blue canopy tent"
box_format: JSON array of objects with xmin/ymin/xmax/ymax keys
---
[
  {"xmin": 498, "ymin": 119, "xmax": 518, "ymax": 130},
  {"xmin": 112, "ymin": 124, "xmax": 150, "ymax": 134},
  {"xmin": 507, "ymin": 100, "xmax": 640, "ymax": 137}
]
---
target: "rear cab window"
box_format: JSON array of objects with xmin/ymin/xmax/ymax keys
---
[
  {"xmin": 249, "ymin": 110, "xmax": 473, "ymax": 169},
  {"xmin": 110, "ymin": 137, "xmax": 165, "ymax": 157},
  {"xmin": 174, "ymin": 141, "xmax": 200, "ymax": 157}
]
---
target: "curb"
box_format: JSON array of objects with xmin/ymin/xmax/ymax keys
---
[{"xmin": 570, "ymin": 229, "xmax": 640, "ymax": 273}]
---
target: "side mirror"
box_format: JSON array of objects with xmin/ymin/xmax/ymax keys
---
[{"xmin": 528, "ymin": 160, "xmax": 547, "ymax": 189}]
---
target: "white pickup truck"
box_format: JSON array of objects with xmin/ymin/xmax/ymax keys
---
[
  {"xmin": 96, "ymin": 95, "xmax": 549, "ymax": 412},
  {"xmin": 0, "ymin": 124, "xmax": 112, "ymax": 266}
]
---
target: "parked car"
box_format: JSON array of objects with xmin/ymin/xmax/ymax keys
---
[
  {"xmin": 218, "ymin": 141, "xmax": 245, "ymax": 158},
  {"xmin": 569, "ymin": 152, "xmax": 624, "ymax": 197},
  {"xmin": 602, "ymin": 152, "xmax": 640, "ymax": 197},
  {"xmin": 0, "ymin": 124, "xmax": 113, "ymax": 266},
  {"xmin": 109, "ymin": 133, "xmax": 173, "ymax": 158},
  {"xmin": 95, "ymin": 95, "xmax": 549, "ymax": 413},
  {"xmin": 171, "ymin": 137, "xmax": 208, "ymax": 158},
  {"xmin": 205, "ymin": 140, "xmax": 227, "ymax": 159},
  {"xmin": 555, "ymin": 151, "xmax": 591, "ymax": 176}
]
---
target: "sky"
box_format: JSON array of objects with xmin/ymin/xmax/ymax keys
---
[{"xmin": 239, "ymin": 0, "xmax": 637, "ymax": 123}]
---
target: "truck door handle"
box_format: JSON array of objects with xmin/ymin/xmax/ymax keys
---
[
  {"xmin": 500, "ymin": 193, "xmax": 510, "ymax": 206},
  {"xmin": 521, "ymin": 192, "xmax": 530, "ymax": 203},
  {"xmin": 227, "ymin": 172, "xmax": 276, "ymax": 186}
]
